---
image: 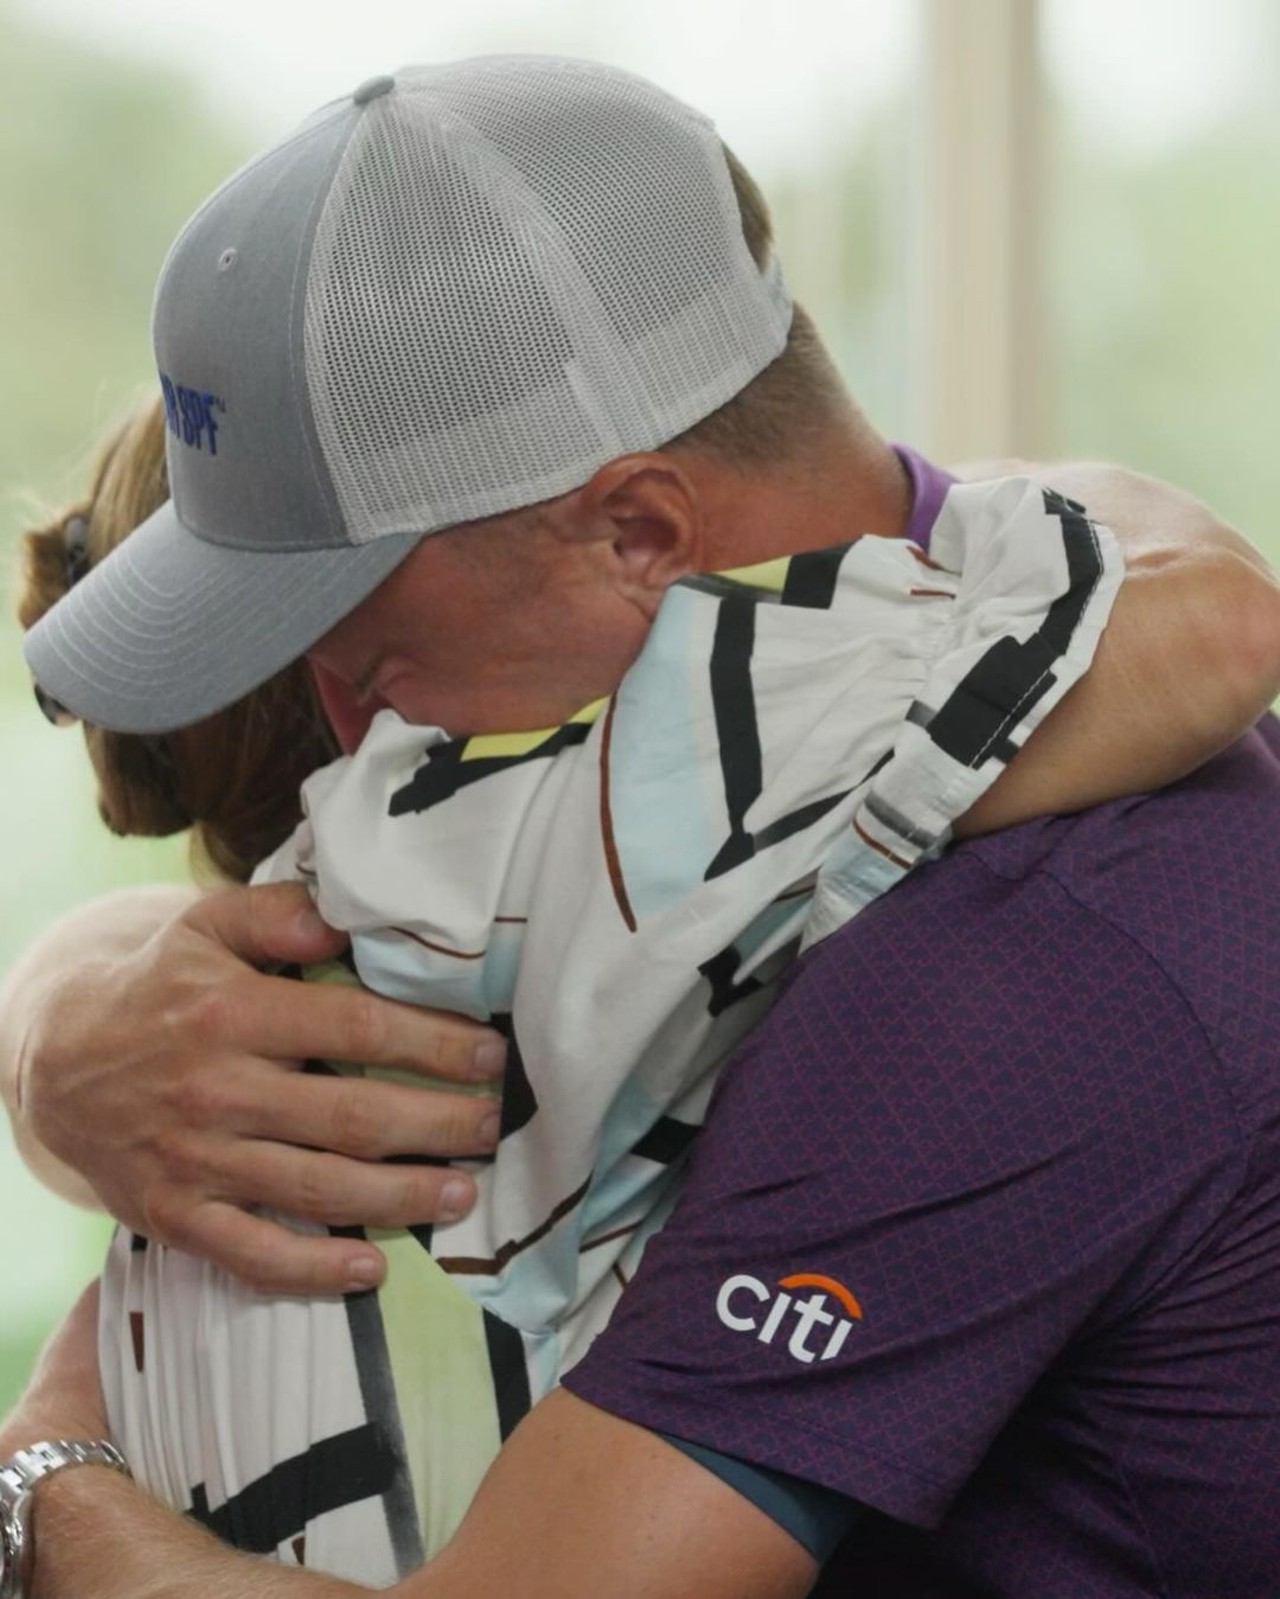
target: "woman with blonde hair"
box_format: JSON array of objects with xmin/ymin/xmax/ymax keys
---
[{"xmin": 18, "ymin": 397, "xmax": 337, "ymax": 885}]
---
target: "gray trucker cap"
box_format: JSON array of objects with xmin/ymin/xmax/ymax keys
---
[{"xmin": 24, "ymin": 56, "xmax": 792, "ymax": 734}]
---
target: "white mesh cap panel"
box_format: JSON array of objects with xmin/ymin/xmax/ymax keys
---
[
  {"xmin": 436, "ymin": 59, "xmax": 789, "ymax": 432},
  {"xmin": 303, "ymin": 57, "xmax": 792, "ymax": 542}
]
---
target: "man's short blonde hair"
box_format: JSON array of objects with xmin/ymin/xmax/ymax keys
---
[{"xmin": 668, "ymin": 146, "xmax": 855, "ymax": 468}]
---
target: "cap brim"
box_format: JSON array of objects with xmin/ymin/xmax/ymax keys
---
[{"xmin": 23, "ymin": 499, "xmax": 424, "ymax": 734}]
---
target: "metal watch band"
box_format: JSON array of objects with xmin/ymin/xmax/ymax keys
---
[
  {"xmin": 1, "ymin": 1440, "xmax": 131, "ymax": 1599},
  {"xmin": 1, "ymin": 1439, "xmax": 129, "ymax": 1494}
]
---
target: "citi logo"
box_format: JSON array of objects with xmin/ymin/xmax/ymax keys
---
[{"xmin": 715, "ymin": 1272, "xmax": 863, "ymax": 1364}]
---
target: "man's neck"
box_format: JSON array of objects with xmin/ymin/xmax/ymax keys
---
[{"xmin": 678, "ymin": 428, "xmax": 912, "ymax": 571}]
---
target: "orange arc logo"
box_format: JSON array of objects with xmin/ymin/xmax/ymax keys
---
[{"xmin": 778, "ymin": 1273, "xmax": 863, "ymax": 1319}]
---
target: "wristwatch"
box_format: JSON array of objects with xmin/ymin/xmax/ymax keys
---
[{"xmin": 0, "ymin": 1440, "xmax": 131, "ymax": 1599}]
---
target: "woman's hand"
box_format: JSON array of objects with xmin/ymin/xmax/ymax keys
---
[
  {"xmin": 3, "ymin": 883, "xmax": 506, "ymax": 1296},
  {"xmin": 952, "ymin": 459, "xmax": 1280, "ymax": 835}
]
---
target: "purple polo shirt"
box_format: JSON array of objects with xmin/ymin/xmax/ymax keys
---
[
  {"xmin": 894, "ymin": 441, "xmax": 953, "ymax": 550},
  {"xmin": 564, "ymin": 459, "xmax": 1280, "ymax": 1595}
]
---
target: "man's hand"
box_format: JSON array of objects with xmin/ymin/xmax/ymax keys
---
[{"xmin": 4, "ymin": 883, "xmax": 506, "ymax": 1296}]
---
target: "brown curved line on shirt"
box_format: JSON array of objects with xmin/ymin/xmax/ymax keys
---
[
  {"xmin": 909, "ymin": 587, "xmax": 954, "ymax": 599},
  {"xmin": 598, "ymin": 696, "xmax": 638, "ymax": 933},
  {"xmin": 434, "ymin": 1174, "xmax": 592, "ymax": 1275},
  {"xmin": 387, "ymin": 926, "xmax": 487, "ymax": 961},
  {"xmin": 494, "ymin": 915, "xmax": 528, "ymax": 924},
  {"xmin": 579, "ymin": 1219, "xmax": 641, "ymax": 1254},
  {"xmin": 908, "ymin": 543, "xmax": 945, "ymax": 572},
  {"xmin": 772, "ymin": 878, "xmax": 817, "ymax": 904},
  {"xmin": 852, "ymin": 819, "xmax": 913, "ymax": 871}
]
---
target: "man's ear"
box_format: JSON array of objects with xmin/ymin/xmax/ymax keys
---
[{"xmin": 560, "ymin": 454, "xmax": 706, "ymax": 617}]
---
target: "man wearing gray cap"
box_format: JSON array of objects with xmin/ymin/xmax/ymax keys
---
[
  {"xmin": 6, "ymin": 55, "xmax": 1280, "ymax": 1599},
  {"xmin": 25, "ymin": 59, "xmax": 802, "ymax": 735}
]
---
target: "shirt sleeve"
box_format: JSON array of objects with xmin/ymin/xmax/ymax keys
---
[
  {"xmin": 563, "ymin": 841, "xmax": 1245, "ymax": 1529},
  {"xmin": 658, "ymin": 1433, "xmax": 860, "ymax": 1561}
]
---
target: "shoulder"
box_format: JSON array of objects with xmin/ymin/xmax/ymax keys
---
[
  {"xmin": 959, "ymin": 720, "xmax": 1280, "ymax": 1112},
  {"xmin": 815, "ymin": 720, "xmax": 1279, "ymax": 1050},
  {"xmin": 704, "ymin": 726, "xmax": 1280, "ymax": 1198}
]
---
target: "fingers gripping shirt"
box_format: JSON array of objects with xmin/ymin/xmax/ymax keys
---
[{"xmin": 97, "ymin": 477, "xmax": 1121, "ymax": 1584}]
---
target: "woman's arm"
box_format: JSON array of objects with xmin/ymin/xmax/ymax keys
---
[{"xmin": 954, "ymin": 461, "xmax": 1280, "ymax": 836}]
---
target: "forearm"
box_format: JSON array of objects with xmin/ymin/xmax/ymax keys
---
[
  {"xmin": 26, "ymin": 1396, "xmax": 815, "ymax": 1599},
  {"xmin": 1026, "ymin": 462, "xmax": 1280, "ymax": 750},
  {"xmin": 11, "ymin": 1284, "xmax": 811, "ymax": 1599},
  {"xmin": 0, "ymin": 886, "xmax": 199, "ymax": 1205},
  {"xmin": 0, "ymin": 1283, "xmax": 365, "ymax": 1599},
  {"xmin": 31, "ymin": 1469, "xmax": 361, "ymax": 1599},
  {"xmin": 955, "ymin": 460, "xmax": 1280, "ymax": 835}
]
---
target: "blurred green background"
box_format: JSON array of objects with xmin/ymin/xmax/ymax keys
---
[
  {"xmin": 0, "ymin": 3, "xmax": 237, "ymax": 1408},
  {"xmin": 2, "ymin": 0, "xmax": 1278, "ymax": 1413}
]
